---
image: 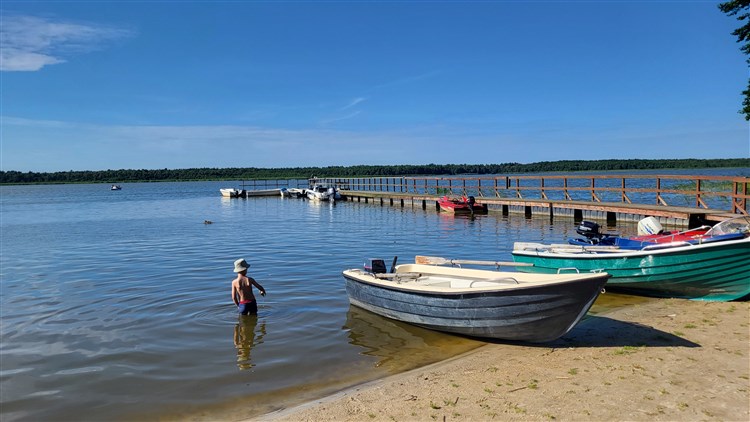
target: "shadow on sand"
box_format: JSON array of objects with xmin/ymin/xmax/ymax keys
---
[{"xmin": 489, "ymin": 315, "xmax": 701, "ymax": 349}]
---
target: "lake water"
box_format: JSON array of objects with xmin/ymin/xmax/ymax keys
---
[{"xmin": 0, "ymin": 172, "xmax": 745, "ymax": 421}]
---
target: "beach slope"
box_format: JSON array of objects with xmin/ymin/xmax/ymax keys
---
[{"xmin": 264, "ymin": 299, "xmax": 749, "ymax": 421}]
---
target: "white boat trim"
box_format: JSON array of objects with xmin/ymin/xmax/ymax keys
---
[
  {"xmin": 344, "ymin": 264, "xmax": 608, "ymax": 294},
  {"xmin": 513, "ymin": 236, "xmax": 750, "ymax": 259}
]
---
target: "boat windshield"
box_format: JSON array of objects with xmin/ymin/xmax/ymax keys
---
[{"xmin": 705, "ymin": 216, "xmax": 750, "ymax": 236}]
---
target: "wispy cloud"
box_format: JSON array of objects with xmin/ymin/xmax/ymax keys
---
[
  {"xmin": 341, "ymin": 97, "xmax": 367, "ymax": 111},
  {"xmin": 2, "ymin": 115, "xmax": 73, "ymax": 128},
  {"xmin": 316, "ymin": 97, "xmax": 367, "ymax": 126},
  {"xmin": 6, "ymin": 114, "xmax": 745, "ymax": 171},
  {"xmin": 2, "ymin": 116, "xmax": 445, "ymax": 170},
  {"xmin": 320, "ymin": 110, "xmax": 362, "ymax": 126},
  {"xmin": 0, "ymin": 13, "xmax": 135, "ymax": 71}
]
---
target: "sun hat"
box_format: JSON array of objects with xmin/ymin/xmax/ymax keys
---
[{"xmin": 233, "ymin": 258, "xmax": 250, "ymax": 273}]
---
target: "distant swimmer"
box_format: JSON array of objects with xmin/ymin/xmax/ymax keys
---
[{"xmin": 231, "ymin": 258, "xmax": 266, "ymax": 315}]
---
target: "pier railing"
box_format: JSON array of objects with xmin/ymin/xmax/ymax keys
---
[
  {"xmin": 238, "ymin": 179, "xmax": 308, "ymax": 190},
  {"xmin": 318, "ymin": 174, "xmax": 749, "ymax": 216}
]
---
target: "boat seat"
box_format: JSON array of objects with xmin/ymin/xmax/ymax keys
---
[
  {"xmin": 374, "ymin": 272, "xmax": 422, "ymax": 283},
  {"xmin": 469, "ymin": 277, "xmax": 519, "ymax": 287}
]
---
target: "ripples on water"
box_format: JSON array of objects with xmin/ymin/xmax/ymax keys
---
[{"xmin": 0, "ymin": 177, "xmax": 723, "ymax": 421}]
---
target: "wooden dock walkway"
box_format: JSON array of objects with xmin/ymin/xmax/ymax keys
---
[{"xmin": 315, "ymin": 174, "xmax": 749, "ymax": 227}]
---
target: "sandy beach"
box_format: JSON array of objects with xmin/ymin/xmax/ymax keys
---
[{"xmin": 262, "ymin": 298, "xmax": 749, "ymax": 421}]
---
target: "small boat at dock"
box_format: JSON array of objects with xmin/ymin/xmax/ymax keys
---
[
  {"xmin": 244, "ymin": 188, "xmax": 282, "ymax": 197},
  {"xmin": 220, "ymin": 188, "xmax": 282, "ymax": 198},
  {"xmin": 220, "ymin": 188, "xmax": 242, "ymax": 198},
  {"xmin": 343, "ymin": 257, "xmax": 609, "ymax": 342},
  {"xmin": 280, "ymin": 188, "xmax": 306, "ymax": 198},
  {"xmin": 438, "ymin": 196, "xmax": 487, "ymax": 214},
  {"xmin": 306, "ymin": 185, "xmax": 338, "ymax": 201}
]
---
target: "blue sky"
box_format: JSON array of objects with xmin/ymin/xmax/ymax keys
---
[{"xmin": 1, "ymin": 1, "xmax": 749, "ymax": 172}]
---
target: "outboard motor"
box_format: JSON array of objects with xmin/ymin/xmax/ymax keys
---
[
  {"xmin": 570, "ymin": 221, "xmax": 618, "ymax": 246},
  {"xmin": 327, "ymin": 187, "xmax": 336, "ymax": 202},
  {"xmin": 576, "ymin": 221, "xmax": 602, "ymax": 241},
  {"xmin": 637, "ymin": 216, "xmax": 664, "ymax": 236},
  {"xmin": 467, "ymin": 196, "xmax": 476, "ymax": 205},
  {"xmin": 364, "ymin": 259, "xmax": 387, "ymax": 274}
]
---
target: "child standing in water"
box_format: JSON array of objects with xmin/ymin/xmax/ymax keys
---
[{"xmin": 231, "ymin": 258, "xmax": 266, "ymax": 315}]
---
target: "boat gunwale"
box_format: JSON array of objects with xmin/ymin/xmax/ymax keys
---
[
  {"xmin": 342, "ymin": 265, "xmax": 610, "ymax": 296},
  {"xmin": 513, "ymin": 236, "xmax": 750, "ymax": 259}
]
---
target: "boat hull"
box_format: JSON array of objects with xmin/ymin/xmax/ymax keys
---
[
  {"xmin": 306, "ymin": 192, "xmax": 332, "ymax": 201},
  {"xmin": 221, "ymin": 188, "xmax": 281, "ymax": 198},
  {"xmin": 243, "ymin": 188, "xmax": 281, "ymax": 197},
  {"xmin": 220, "ymin": 188, "xmax": 240, "ymax": 197},
  {"xmin": 438, "ymin": 198, "xmax": 488, "ymax": 214},
  {"xmin": 343, "ymin": 266, "xmax": 608, "ymax": 342},
  {"xmin": 512, "ymin": 237, "xmax": 750, "ymax": 301},
  {"xmin": 438, "ymin": 204, "xmax": 489, "ymax": 214}
]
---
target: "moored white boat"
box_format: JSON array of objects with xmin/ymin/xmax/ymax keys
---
[
  {"xmin": 281, "ymin": 188, "xmax": 306, "ymax": 198},
  {"xmin": 343, "ymin": 259, "xmax": 609, "ymax": 342},
  {"xmin": 244, "ymin": 188, "xmax": 281, "ymax": 197},
  {"xmin": 220, "ymin": 188, "xmax": 282, "ymax": 198},
  {"xmin": 306, "ymin": 185, "xmax": 338, "ymax": 201},
  {"xmin": 220, "ymin": 188, "xmax": 242, "ymax": 198}
]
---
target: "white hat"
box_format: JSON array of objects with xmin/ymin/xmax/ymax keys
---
[{"xmin": 233, "ymin": 258, "xmax": 249, "ymax": 273}]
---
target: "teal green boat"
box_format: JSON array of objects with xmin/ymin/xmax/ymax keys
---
[{"xmin": 512, "ymin": 218, "xmax": 750, "ymax": 302}]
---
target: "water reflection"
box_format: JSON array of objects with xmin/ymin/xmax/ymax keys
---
[
  {"xmin": 437, "ymin": 211, "xmax": 484, "ymax": 224},
  {"xmin": 343, "ymin": 305, "xmax": 482, "ymax": 374},
  {"xmin": 233, "ymin": 315, "xmax": 266, "ymax": 370}
]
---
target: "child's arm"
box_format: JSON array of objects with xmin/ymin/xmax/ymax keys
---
[{"xmin": 251, "ymin": 278, "xmax": 266, "ymax": 296}]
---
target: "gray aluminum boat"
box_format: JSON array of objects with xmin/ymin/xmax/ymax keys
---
[{"xmin": 343, "ymin": 263, "xmax": 609, "ymax": 343}]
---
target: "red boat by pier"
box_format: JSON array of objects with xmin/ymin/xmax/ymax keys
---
[{"xmin": 438, "ymin": 196, "xmax": 488, "ymax": 214}]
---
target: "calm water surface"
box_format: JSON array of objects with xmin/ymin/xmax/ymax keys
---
[{"xmin": 0, "ymin": 174, "xmax": 741, "ymax": 421}]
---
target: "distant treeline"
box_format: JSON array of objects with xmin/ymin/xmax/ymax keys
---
[{"xmin": 2, "ymin": 158, "xmax": 749, "ymax": 185}]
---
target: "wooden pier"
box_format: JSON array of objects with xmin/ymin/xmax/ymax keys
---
[{"xmin": 313, "ymin": 174, "xmax": 749, "ymax": 226}]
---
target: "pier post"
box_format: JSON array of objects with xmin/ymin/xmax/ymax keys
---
[
  {"xmin": 688, "ymin": 213, "xmax": 708, "ymax": 228},
  {"xmin": 573, "ymin": 209, "xmax": 583, "ymax": 222}
]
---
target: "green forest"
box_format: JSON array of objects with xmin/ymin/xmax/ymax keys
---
[{"xmin": 1, "ymin": 158, "xmax": 749, "ymax": 185}]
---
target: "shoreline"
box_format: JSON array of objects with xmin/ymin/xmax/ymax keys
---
[{"xmin": 259, "ymin": 299, "xmax": 749, "ymax": 421}]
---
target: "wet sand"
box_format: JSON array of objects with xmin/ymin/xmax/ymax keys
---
[{"xmin": 262, "ymin": 299, "xmax": 749, "ymax": 421}]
